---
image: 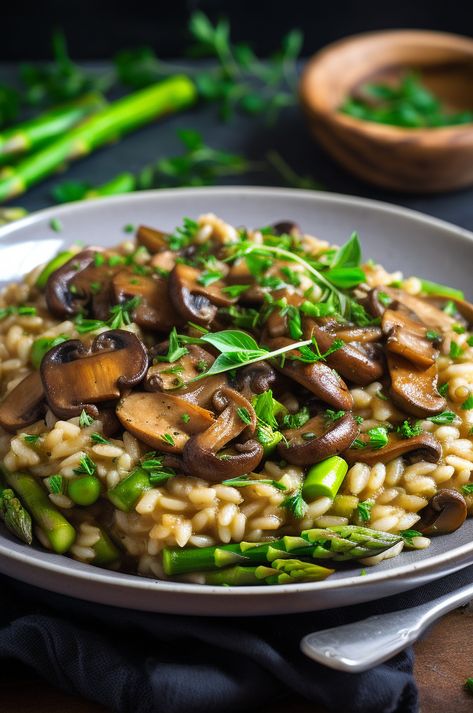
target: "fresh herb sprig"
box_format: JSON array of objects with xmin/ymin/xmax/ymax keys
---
[{"xmin": 75, "ymin": 295, "xmax": 141, "ymax": 334}]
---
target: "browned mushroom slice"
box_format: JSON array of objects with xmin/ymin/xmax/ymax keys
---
[
  {"xmin": 136, "ymin": 225, "xmax": 169, "ymax": 254},
  {"xmin": 182, "ymin": 387, "xmax": 264, "ymax": 481},
  {"xmin": 344, "ymin": 432, "xmax": 442, "ymax": 466},
  {"xmin": 382, "ymin": 309, "xmax": 438, "ymax": 367},
  {"xmin": 0, "ymin": 371, "xmax": 45, "ymax": 433},
  {"xmin": 178, "ymin": 374, "xmax": 230, "ymax": 410},
  {"xmin": 146, "ymin": 345, "xmax": 214, "ymax": 392},
  {"xmin": 112, "ymin": 270, "xmax": 182, "ymax": 331},
  {"xmin": 271, "ymin": 220, "xmax": 302, "ymax": 236},
  {"xmin": 303, "ymin": 320, "xmax": 384, "ymax": 386},
  {"xmin": 150, "ymin": 250, "xmax": 177, "ymax": 273},
  {"xmin": 235, "ymin": 362, "xmax": 278, "ymax": 399},
  {"xmin": 416, "ymin": 489, "xmax": 467, "ymax": 535},
  {"xmin": 333, "ymin": 325, "xmax": 383, "ymax": 343},
  {"xmin": 116, "ymin": 391, "xmax": 214, "ymax": 453},
  {"xmin": 278, "ymin": 413, "xmax": 359, "ymax": 466},
  {"xmin": 266, "ymin": 336, "xmax": 353, "ymax": 411},
  {"xmin": 387, "ymin": 353, "xmax": 446, "ymax": 418},
  {"xmin": 45, "ymin": 249, "xmax": 116, "ymax": 320},
  {"xmin": 359, "ymin": 287, "xmax": 388, "ymax": 318},
  {"xmin": 168, "ymin": 264, "xmax": 235, "ymax": 324},
  {"xmin": 41, "ymin": 330, "xmax": 148, "ymax": 419},
  {"xmin": 382, "ymin": 288, "xmax": 455, "ymax": 332}
]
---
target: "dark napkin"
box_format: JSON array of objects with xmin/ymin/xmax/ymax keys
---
[{"xmin": 2, "ymin": 566, "xmax": 472, "ymax": 713}]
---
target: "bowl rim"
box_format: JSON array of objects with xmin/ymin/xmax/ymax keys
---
[{"xmin": 300, "ymin": 28, "xmax": 473, "ymax": 142}]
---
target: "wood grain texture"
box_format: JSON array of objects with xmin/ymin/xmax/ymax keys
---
[
  {"xmin": 299, "ymin": 30, "xmax": 473, "ymax": 193},
  {"xmin": 1, "ymin": 609, "xmax": 472, "ymax": 713}
]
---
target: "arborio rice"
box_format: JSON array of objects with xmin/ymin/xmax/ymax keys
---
[{"xmin": 0, "ymin": 212, "xmax": 471, "ymax": 586}]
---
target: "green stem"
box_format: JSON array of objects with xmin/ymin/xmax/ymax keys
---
[
  {"xmin": 3, "ymin": 468, "xmax": 76, "ymax": 553},
  {"xmin": 0, "ymin": 75, "xmax": 197, "ymax": 202},
  {"xmin": 162, "ymin": 525, "xmax": 402, "ymax": 575},
  {"xmin": 203, "ymin": 558, "xmax": 334, "ymax": 586},
  {"xmin": 107, "ymin": 467, "xmax": 151, "ymax": 512},
  {"xmin": 0, "ymin": 93, "xmax": 106, "ymax": 164}
]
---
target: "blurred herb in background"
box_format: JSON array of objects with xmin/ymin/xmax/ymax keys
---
[{"xmin": 341, "ymin": 72, "xmax": 473, "ymax": 128}]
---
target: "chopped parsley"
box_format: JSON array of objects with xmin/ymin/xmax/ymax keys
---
[
  {"xmin": 222, "ymin": 475, "xmax": 287, "ymax": 490},
  {"xmin": 396, "ymin": 420, "xmax": 423, "ymax": 439},
  {"xmin": 221, "ymin": 284, "xmax": 250, "ymax": 298},
  {"xmin": 427, "ymin": 411, "xmax": 457, "ymax": 424},
  {"xmin": 443, "ymin": 301, "xmax": 457, "ymax": 317},
  {"xmin": 468, "ymin": 335, "xmax": 473, "ymax": 347},
  {"xmin": 23, "ymin": 434, "xmax": 40, "ymax": 444},
  {"xmin": 168, "ymin": 217, "xmax": 199, "ymax": 251},
  {"xmin": 181, "ymin": 413, "xmax": 191, "ymax": 423},
  {"xmin": 79, "ymin": 410, "xmax": 94, "ymax": 428},
  {"xmin": 461, "ymin": 484, "xmax": 473, "ymax": 495},
  {"xmin": 237, "ymin": 407, "xmax": 252, "ymax": 425},
  {"xmin": 282, "ymin": 406, "xmax": 310, "ymax": 430},
  {"xmin": 400, "ymin": 529, "xmax": 422, "ymax": 542},
  {"xmin": 452, "ymin": 323, "xmax": 466, "ymax": 334},
  {"xmin": 281, "ymin": 488, "xmax": 307, "ymax": 519},
  {"xmin": 426, "ymin": 329, "xmax": 441, "ymax": 341},
  {"xmin": 324, "ymin": 409, "xmax": 345, "ymax": 423},
  {"xmin": 73, "ymin": 455, "xmax": 97, "ymax": 476},
  {"xmin": 438, "ymin": 383, "xmax": 449, "ymax": 397},
  {"xmin": 449, "ymin": 341, "xmax": 463, "ymax": 359},
  {"xmin": 377, "ymin": 291, "xmax": 392, "ymax": 306},
  {"xmin": 357, "ymin": 500, "xmax": 373, "ymax": 522},
  {"xmin": 367, "ymin": 426, "xmax": 389, "ymax": 449},
  {"xmin": 49, "ymin": 217, "xmax": 63, "ymax": 232}
]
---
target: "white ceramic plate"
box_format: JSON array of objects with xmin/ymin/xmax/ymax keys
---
[{"xmin": 0, "ymin": 187, "xmax": 472, "ymax": 616}]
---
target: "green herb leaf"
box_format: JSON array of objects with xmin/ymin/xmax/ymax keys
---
[
  {"xmin": 90, "ymin": 432, "xmax": 110, "ymax": 445},
  {"xmin": 331, "ymin": 232, "xmax": 361, "ymax": 269},
  {"xmin": 324, "ymin": 409, "xmax": 345, "ymax": 423},
  {"xmin": 461, "ymin": 395, "xmax": 473, "ymax": 410},
  {"xmin": 79, "ymin": 410, "xmax": 94, "ymax": 428},
  {"xmin": 49, "ymin": 475, "xmax": 64, "ymax": 494},
  {"xmin": 449, "ymin": 341, "xmax": 463, "ymax": 359},
  {"xmin": 161, "ymin": 433, "xmax": 175, "ymax": 447},
  {"xmin": 426, "ymin": 329, "xmax": 441, "ymax": 341},
  {"xmin": 396, "ymin": 420, "xmax": 423, "ymax": 438},
  {"xmin": 222, "ymin": 475, "xmax": 287, "ymax": 491},
  {"xmin": 462, "ymin": 484, "xmax": 473, "ymax": 495},
  {"xmin": 154, "ymin": 327, "xmax": 189, "ymax": 364},
  {"xmin": 357, "ymin": 500, "xmax": 373, "ymax": 522},
  {"xmin": 282, "ymin": 406, "xmax": 310, "ymax": 430},
  {"xmin": 427, "ymin": 411, "xmax": 457, "ymax": 424},
  {"xmin": 73, "ymin": 454, "xmax": 97, "ymax": 476},
  {"xmin": 281, "ymin": 488, "xmax": 307, "ymax": 519},
  {"xmin": 367, "ymin": 426, "xmax": 389, "ymax": 449}
]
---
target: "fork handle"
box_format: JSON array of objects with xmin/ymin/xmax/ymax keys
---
[{"xmin": 300, "ymin": 581, "xmax": 473, "ymax": 672}]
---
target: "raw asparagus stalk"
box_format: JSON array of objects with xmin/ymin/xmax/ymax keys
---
[
  {"xmin": 162, "ymin": 525, "xmax": 402, "ymax": 576},
  {"xmin": 0, "ymin": 93, "xmax": 106, "ymax": 164},
  {"xmin": 0, "ymin": 75, "xmax": 197, "ymax": 202},
  {"xmin": 3, "ymin": 469, "xmax": 76, "ymax": 553},
  {"xmin": 0, "ymin": 480, "xmax": 33, "ymax": 544},
  {"xmin": 203, "ymin": 559, "xmax": 334, "ymax": 586}
]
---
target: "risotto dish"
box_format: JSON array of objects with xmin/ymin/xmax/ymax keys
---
[{"xmin": 0, "ymin": 213, "xmax": 472, "ymax": 587}]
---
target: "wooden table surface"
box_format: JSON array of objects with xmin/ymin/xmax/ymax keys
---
[{"xmin": 1, "ymin": 607, "xmax": 472, "ymax": 713}]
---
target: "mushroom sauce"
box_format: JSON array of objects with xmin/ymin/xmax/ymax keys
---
[{"xmin": 0, "ymin": 213, "xmax": 472, "ymax": 585}]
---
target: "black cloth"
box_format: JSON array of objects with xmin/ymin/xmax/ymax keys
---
[
  {"xmin": 1, "ymin": 62, "xmax": 473, "ymax": 713},
  {"xmin": 1, "ymin": 565, "xmax": 473, "ymax": 713}
]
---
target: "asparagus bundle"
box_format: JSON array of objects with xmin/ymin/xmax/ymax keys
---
[
  {"xmin": 0, "ymin": 93, "xmax": 105, "ymax": 164},
  {"xmin": 203, "ymin": 559, "xmax": 334, "ymax": 586},
  {"xmin": 163, "ymin": 525, "xmax": 402, "ymax": 576},
  {"xmin": 2, "ymin": 469, "xmax": 76, "ymax": 553},
  {"xmin": 0, "ymin": 75, "xmax": 197, "ymax": 202}
]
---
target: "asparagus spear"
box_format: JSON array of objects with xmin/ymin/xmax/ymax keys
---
[
  {"xmin": 0, "ymin": 93, "xmax": 106, "ymax": 164},
  {"xmin": 203, "ymin": 559, "xmax": 334, "ymax": 586},
  {"xmin": 0, "ymin": 483, "xmax": 33, "ymax": 544},
  {"xmin": 3, "ymin": 469, "xmax": 76, "ymax": 553},
  {"xmin": 89, "ymin": 527, "xmax": 120, "ymax": 567},
  {"xmin": 0, "ymin": 75, "xmax": 197, "ymax": 202},
  {"xmin": 162, "ymin": 525, "xmax": 402, "ymax": 576}
]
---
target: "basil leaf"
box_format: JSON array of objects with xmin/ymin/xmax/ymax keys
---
[
  {"xmin": 331, "ymin": 232, "xmax": 362, "ymax": 269},
  {"xmin": 201, "ymin": 330, "xmax": 262, "ymax": 354}
]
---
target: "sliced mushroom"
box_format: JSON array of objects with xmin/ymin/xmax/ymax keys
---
[
  {"xmin": 0, "ymin": 371, "xmax": 45, "ymax": 433},
  {"xmin": 416, "ymin": 489, "xmax": 467, "ymax": 535},
  {"xmin": 304, "ymin": 319, "xmax": 384, "ymax": 386},
  {"xmin": 333, "ymin": 325, "xmax": 383, "ymax": 343},
  {"xmin": 278, "ymin": 413, "xmax": 359, "ymax": 466},
  {"xmin": 382, "ymin": 309, "xmax": 438, "ymax": 367},
  {"xmin": 112, "ymin": 270, "xmax": 182, "ymax": 332},
  {"xmin": 41, "ymin": 330, "xmax": 148, "ymax": 419},
  {"xmin": 234, "ymin": 362, "xmax": 278, "ymax": 399},
  {"xmin": 146, "ymin": 344, "xmax": 214, "ymax": 392},
  {"xmin": 116, "ymin": 391, "xmax": 215, "ymax": 453},
  {"xmin": 182, "ymin": 387, "xmax": 264, "ymax": 481},
  {"xmin": 266, "ymin": 336, "xmax": 353, "ymax": 411},
  {"xmin": 168, "ymin": 264, "xmax": 235, "ymax": 324},
  {"xmin": 45, "ymin": 249, "xmax": 116, "ymax": 320},
  {"xmin": 382, "ymin": 288, "xmax": 455, "ymax": 332},
  {"xmin": 344, "ymin": 432, "xmax": 442, "ymax": 466},
  {"xmin": 271, "ymin": 220, "xmax": 301, "ymax": 237},
  {"xmin": 136, "ymin": 225, "xmax": 169, "ymax": 254},
  {"xmin": 387, "ymin": 353, "xmax": 446, "ymax": 418},
  {"xmin": 178, "ymin": 374, "xmax": 230, "ymax": 410}
]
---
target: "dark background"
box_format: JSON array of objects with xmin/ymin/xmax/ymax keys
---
[{"xmin": 3, "ymin": 0, "xmax": 473, "ymax": 60}]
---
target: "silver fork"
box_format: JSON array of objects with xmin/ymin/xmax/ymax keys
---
[{"xmin": 300, "ymin": 581, "xmax": 473, "ymax": 672}]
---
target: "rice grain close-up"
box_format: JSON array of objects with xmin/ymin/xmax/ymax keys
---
[{"xmin": 0, "ymin": 211, "xmax": 472, "ymax": 587}]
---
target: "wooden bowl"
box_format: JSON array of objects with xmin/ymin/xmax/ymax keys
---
[{"xmin": 300, "ymin": 30, "xmax": 473, "ymax": 193}]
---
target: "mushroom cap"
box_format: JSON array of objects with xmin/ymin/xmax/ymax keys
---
[
  {"xmin": 41, "ymin": 330, "xmax": 148, "ymax": 418},
  {"xmin": 387, "ymin": 353, "xmax": 446, "ymax": 418},
  {"xmin": 266, "ymin": 336, "xmax": 353, "ymax": 411},
  {"xmin": 116, "ymin": 391, "xmax": 215, "ymax": 452},
  {"xmin": 278, "ymin": 412, "xmax": 359, "ymax": 466},
  {"xmin": 182, "ymin": 387, "xmax": 263, "ymax": 481},
  {"xmin": 168, "ymin": 264, "xmax": 234, "ymax": 324},
  {"xmin": 416, "ymin": 489, "xmax": 467, "ymax": 535},
  {"xmin": 113, "ymin": 270, "xmax": 182, "ymax": 332},
  {"xmin": 136, "ymin": 225, "xmax": 169, "ymax": 254},
  {"xmin": 146, "ymin": 344, "xmax": 214, "ymax": 392},
  {"xmin": 344, "ymin": 431, "xmax": 442, "ymax": 466},
  {"xmin": 0, "ymin": 371, "xmax": 45, "ymax": 433}
]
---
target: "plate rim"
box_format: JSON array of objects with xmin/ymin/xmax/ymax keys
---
[{"xmin": 1, "ymin": 185, "xmax": 473, "ymax": 603}]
